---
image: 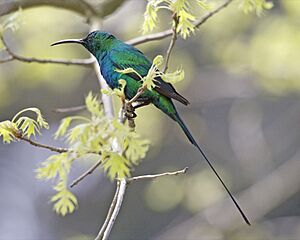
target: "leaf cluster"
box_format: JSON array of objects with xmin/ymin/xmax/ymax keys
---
[
  {"xmin": 142, "ymin": 0, "xmax": 211, "ymax": 39},
  {"xmin": 0, "ymin": 107, "xmax": 49, "ymax": 143},
  {"xmin": 36, "ymin": 92, "xmax": 150, "ymax": 215},
  {"xmin": 36, "ymin": 153, "xmax": 77, "ymax": 216}
]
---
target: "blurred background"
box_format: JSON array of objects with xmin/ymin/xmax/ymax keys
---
[{"xmin": 1, "ymin": 0, "xmax": 300, "ymax": 239}]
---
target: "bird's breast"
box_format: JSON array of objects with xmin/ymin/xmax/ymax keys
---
[{"xmin": 99, "ymin": 61, "xmax": 119, "ymax": 90}]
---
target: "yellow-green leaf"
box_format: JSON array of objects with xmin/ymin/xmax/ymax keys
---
[
  {"xmin": 15, "ymin": 117, "xmax": 39, "ymax": 138},
  {"xmin": 85, "ymin": 92, "xmax": 102, "ymax": 117},
  {"xmin": 170, "ymin": 0, "xmax": 189, "ymax": 13},
  {"xmin": 0, "ymin": 120, "xmax": 18, "ymax": 143},
  {"xmin": 153, "ymin": 55, "xmax": 164, "ymax": 67},
  {"xmin": 142, "ymin": 1, "xmax": 159, "ymax": 33},
  {"xmin": 55, "ymin": 117, "xmax": 72, "ymax": 139},
  {"xmin": 177, "ymin": 9, "xmax": 196, "ymax": 39},
  {"xmin": 36, "ymin": 153, "xmax": 70, "ymax": 180},
  {"xmin": 124, "ymin": 133, "xmax": 150, "ymax": 163},
  {"xmin": 51, "ymin": 181, "xmax": 78, "ymax": 216},
  {"xmin": 102, "ymin": 153, "xmax": 131, "ymax": 180},
  {"xmin": 101, "ymin": 88, "xmax": 116, "ymax": 96},
  {"xmin": 161, "ymin": 68, "xmax": 185, "ymax": 84}
]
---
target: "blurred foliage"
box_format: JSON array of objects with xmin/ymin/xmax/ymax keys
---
[
  {"xmin": 198, "ymin": 0, "xmax": 300, "ymax": 96},
  {"xmin": 145, "ymin": 174, "xmax": 184, "ymax": 212},
  {"xmin": 145, "ymin": 168, "xmax": 226, "ymax": 213},
  {"xmin": 239, "ymin": 0, "xmax": 273, "ymax": 16}
]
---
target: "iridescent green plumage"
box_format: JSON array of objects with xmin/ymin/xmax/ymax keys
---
[{"xmin": 51, "ymin": 31, "xmax": 250, "ymax": 225}]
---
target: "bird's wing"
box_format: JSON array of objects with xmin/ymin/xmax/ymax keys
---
[{"xmin": 109, "ymin": 47, "xmax": 189, "ymax": 105}]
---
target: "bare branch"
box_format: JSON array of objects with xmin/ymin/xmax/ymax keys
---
[
  {"xmin": 0, "ymin": 36, "xmax": 94, "ymax": 66},
  {"xmin": 127, "ymin": 167, "xmax": 188, "ymax": 184},
  {"xmin": 70, "ymin": 158, "xmax": 103, "ymax": 188},
  {"xmin": 126, "ymin": 29, "xmax": 173, "ymax": 46},
  {"xmin": 95, "ymin": 182, "xmax": 121, "ymax": 240},
  {"xmin": 102, "ymin": 179, "xmax": 127, "ymax": 240},
  {"xmin": 163, "ymin": 13, "xmax": 179, "ymax": 73},
  {"xmin": 53, "ymin": 105, "xmax": 87, "ymax": 113},
  {"xmin": 17, "ymin": 135, "xmax": 69, "ymax": 153},
  {"xmin": 8, "ymin": 53, "xmax": 94, "ymax": 66},
  {"xmin": 127, "ymin": 0, "xmax": 233, "ymax": 46},
  {"xmin": 17, "ymin": 135, "xmax": 102, "ymax": 156}
]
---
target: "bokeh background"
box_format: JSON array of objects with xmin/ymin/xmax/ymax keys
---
[{"xmin": 1, "ymin": 0, "xmax": 300, "ymax": 239}]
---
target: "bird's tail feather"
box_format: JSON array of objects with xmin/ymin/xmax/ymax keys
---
[{"xmin": 174, "ymin": 112, "xmax": 251, "ymax": 225}]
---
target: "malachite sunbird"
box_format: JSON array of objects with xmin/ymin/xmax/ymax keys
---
[{"xmin": 51, "ymin": 31, "xmax": 250, "ymax": 225}]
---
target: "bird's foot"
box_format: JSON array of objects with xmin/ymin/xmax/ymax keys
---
[{"xmin": 125, "ymin": 111, "xmax": 137, "ymax": 119}]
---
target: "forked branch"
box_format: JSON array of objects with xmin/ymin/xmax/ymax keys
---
[{"xmin": 95, "ymin": 168, "xmax": 188, "ymax": 240}]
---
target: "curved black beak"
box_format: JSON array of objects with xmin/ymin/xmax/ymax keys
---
[{"xmin": 51, "ymin": 39, "xmax": 84, "ymax": 46}]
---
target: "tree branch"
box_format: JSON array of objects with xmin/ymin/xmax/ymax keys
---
[
  {"xmin": 0, "ymin": 36, "xmax": 94, "ymax": 66},
  {"xmin": 53, "ymin": 105, "xmax": 87, "ymax": 113},
  {"xmin": 95, "ymin": 182, "xmax": 121, "ymax": 240},
  {"xmin": 17, "ymin": 135, "xmax": 69, "ymax": 153},
  {"xmin": 95, "ymin": 167, "xmax": 188, "ymax": 240},
  {"xmin": 70, "ymin": 158, "xmax": 103, "ymax": 188},
  {"xmin": 127, "ymin": 167, "xmax": 188, "ymax": 184},
  {"xmin": 127, "ymin": 0, "xmax": 233, "ymax": 46},
  {"xmin": 163, "ymin": 13, "xmax": 179, "ymax": 73},
  {"xmin": 101, "ymin": 179, "xmax": 127, "ymax": 240}
]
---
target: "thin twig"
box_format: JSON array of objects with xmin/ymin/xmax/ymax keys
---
[
  {"xmin": 53, "ymin": 105, "xmax": 87, "ymax": 113},
  {"xmin": 0, "ymin": 36, "xmax": 94, "ymax": 66},
  {"xmin": 0, "ymin": 55, "xmax": 13, "ymax": 63},
  {"xmin": 163, "ymin": 13, "xmax": 179, "ymax": 73},
  {"xmin": 95, "ymin": 182, "xmax": 121, "ymax": 240},
  {"xmin": 17, "ymin": 135, "xmax": 102, "ymax": 157},
  {"xmin": 17, "ymin": 135, "xmax": 69, "ymax": 153},
  {"xmin": 127, "ymin": 0, "xmax": 233, "ymax": 46},
  {"xmin": 128, "ymin": 86, "xmax": 146, "ymax": 104},
  {"xmin": 126, "ymin": 167, "xmax": 188, "ymax": 184},
  {"xmin": 70, "ymin": 158, "xmax": 103, "ymax": 188},
  {"xmin": 102, "ymin": 179, "xmax": 127, "ymax": 240}
]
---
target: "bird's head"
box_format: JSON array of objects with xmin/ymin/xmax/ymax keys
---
[{"xmin": 51, "ymin": 31, "xmax": 117, "ymax": 57}]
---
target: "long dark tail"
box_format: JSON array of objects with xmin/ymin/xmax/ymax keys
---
[{"xmin": 174, "ymin": 112, "xmax": 251, "ymax": 225}]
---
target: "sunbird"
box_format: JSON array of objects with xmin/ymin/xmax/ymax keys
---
[{"xmin": 52, "ymin": 31, "xmax": 250, "ymax": 225}]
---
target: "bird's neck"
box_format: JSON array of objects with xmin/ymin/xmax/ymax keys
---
[
  {"xmin": 93, "ymin": 40, "xmax": 120, "ymax": 63},
  {"xmin": 94, "ymin": 50, "xmax": 107, "ymax": 63}
]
